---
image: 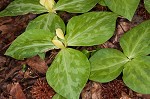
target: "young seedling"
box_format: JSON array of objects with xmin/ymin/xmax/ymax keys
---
[
  {"xmin": 89, "ymin": 20, "xmax": 150, "ymax": 94},
  {"xmin": 5, "ymin": 12, "xmax": 118, "ymax": 99}
]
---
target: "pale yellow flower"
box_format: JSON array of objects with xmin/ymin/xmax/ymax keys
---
[
  {"xmin": 52, "ymin": 40, "xmax": 65, "ymax": 49},
  {"xmin": 40, "ymin": 0, "xmax": 55, "ymax": 12},
  {"xmin": 56, "ymin": 28, "xmax": 65, "ymax": 40}
]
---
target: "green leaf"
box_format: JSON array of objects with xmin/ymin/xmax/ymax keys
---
[
  {"xmin": 5, "ymin": 29, "xmax": 55, "ymax": 60},
  {"xmin": 66, "ymin": 12, "xmax": 117, "ymax": 46},
  {"xmin": 123, "ymin": 56, "xmax": 150, "ymax": 94},
  {"xmin": 46, "ymin": 48, "xmax": 90, "ymax": 99},
  {"xmin": 38, "ymin": 53, "xmax": 46, "ymax": 60},
  {"xmin": 55, "ymin": 0, "xmax": 98, "ymax": 13},
  {"xmin": 120, "ymin": 20, "xmax": 150, "ymax": 59},
  {"xmin": 0, "ymin": 0, "xmax": 47, "ymax": 17},
  {"xmin": 89, "ymin": 48, "xmax": 129, "ymax": 82},
  {"xmin": 52, "ymin": 94, "xmax": 66, "ymax": 99},
  {"xmin": 26, "ymin": 13, "xmax": 65, "ymax": 34},
  {"xmin": 104, "ymin": 0, "xmax": 140, "ymax": 21},
  {"xmin": 81, "ymin": 49, "xmax": 90, "ymax": 58},
  {"xmin": 98, "ymin": 0, "xmax": 106, "ymax": 6},
  {"xmin": 144, "ymin": 0, "xmax": 150, "ymax": 13}
]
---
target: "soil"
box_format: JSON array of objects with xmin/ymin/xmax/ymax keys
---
[{"xmin": 0, "ymin": 0, "xmax": 150, "ymax": 99}]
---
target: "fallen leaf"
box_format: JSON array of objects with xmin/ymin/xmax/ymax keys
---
[
  {"xmin": 81, "ymin": 81, "xmax": 92, "ymax": 99},
  {"xmin": 112, "ymin": 18, "xmax": 131, "ymax": 44},
  {"xmin": 9, "ymin": 82, "xmax": 26, "ymax": 99},
  {"xmin": 91, "ymin": 82, "xmax": 102, "ymax": 99},
  {"xmin": 120, "ymin": 91, "xmax": 131, "ymax": 99},
  {"xmin": 100, "ymin": 41, "xmax": 117, "ymax": 49},
  {"xmin": 26, "ymin": 56, "xmax": 48, "ymax": 74},
  {"xmin": 81, "ymin": 81, "xmax": 102, "ymax": 99}
]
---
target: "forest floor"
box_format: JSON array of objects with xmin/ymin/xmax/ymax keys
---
[{"xmin": 0, "ymin": 0, "xmax": 150, "ymax": 99}]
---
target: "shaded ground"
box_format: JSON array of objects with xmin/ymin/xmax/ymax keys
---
[{"xmin": 0, "ymin": 0, "xmax": 150, "ymax": 99}]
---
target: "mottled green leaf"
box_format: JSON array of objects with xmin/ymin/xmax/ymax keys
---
[
  {"xmin": 120, "ymin": 20, "xmax": 150, "ymax": 59},
  {"xmin": 81, "ymin": 49, "xmax": 90, "ymax": 58},
  {"xmin": 104, "ymin": 0, "xmax": 140, "ymax": 21},
  {"xmin": 46, "ymin": 48, "xmax": 90, "ymax": 99},
  {"xmin": 38, "ymin": 53, "xmax": 45, "ymax": 60},
  {"xmin": 52, "ymin": 94, "xmax": 66, "ymax": 99},
  {"xmin": 66, "ymin": 12, "xmax": 117, "ymax": 46},
  {"xmin": 0, "ymin": 0, "xmax": 47, "ymax": 17},
  {"xmin": 144, "ymin": 0, "xmax": 150, "ymax": 13},
  {"xmin": 5, "ymin": 29, "xmax": 55, "ymax": 60},
  {"xmin": 89, "ymin": 49, "xmax": 129, "ymax": 82},
  {"xmin": 123, "ymin": 56, "xmax": 150, "ymax": 94},
  {"xmin": 55, "ymin": 0, "xmax": 97, "ymax": 13},
  {"xmin": 98, "ymin": 0, "xmax": 106, "ymax": 6},
  {"xmin": 26, "ymin": 13, "xmax": 65, "ymax": 34}
]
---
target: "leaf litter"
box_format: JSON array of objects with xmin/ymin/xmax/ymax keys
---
[{"xmin": 0, "ymin": 0, "xmax": 150, "ymax": 98}]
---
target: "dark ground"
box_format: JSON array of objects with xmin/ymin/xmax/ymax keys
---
[{"xmin": 0, "ymin": 0, "xmax": 150, "ymax": 99}]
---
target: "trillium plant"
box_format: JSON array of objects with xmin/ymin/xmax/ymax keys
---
[
  {"xmin": 0, "ymin": 0, "xmax": 150, "ymax": 99},
  {"xmin": 5, "ymin": 12, "xmax": 118, "ymax": 99},
  {"xmin": 89, "ymin": 20, "xmax": 150, "ymax": 94},
  {"xmin": 98, "ymin": 0, "xmax": 150, "ymax": 21}
]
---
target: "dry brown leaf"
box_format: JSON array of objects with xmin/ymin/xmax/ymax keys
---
[
  {"xmin": 141, "ymin": 94, "xmax": 150, "ymax": 99},
  {"xmin": 9, "ymin": 82, "xmax": 26, "ymax": 99},
  {"xmin": 91, "ymin": 82, "xmax": 102, "ymax": 99},
  {"xmin": 100, "ymin": 41, "xmax": 117, "ymax": 49},
  {"xmin": 81, "ymin": 81, "xmax": 102, "ymax": 99},
  {"xmin": 120, "ymin": 91, "xmax": 131, "ymax": 99},
  {"xmin": 112, "ymin": 19, "xmax": 131, "ymax": 44},
  {"xmin": 81, "ymin": 81, "xmax": 92, "ymax": 99},
  {"xmin": 26, "ymin": 56, "xmax": 48, "ymax": 74}
]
